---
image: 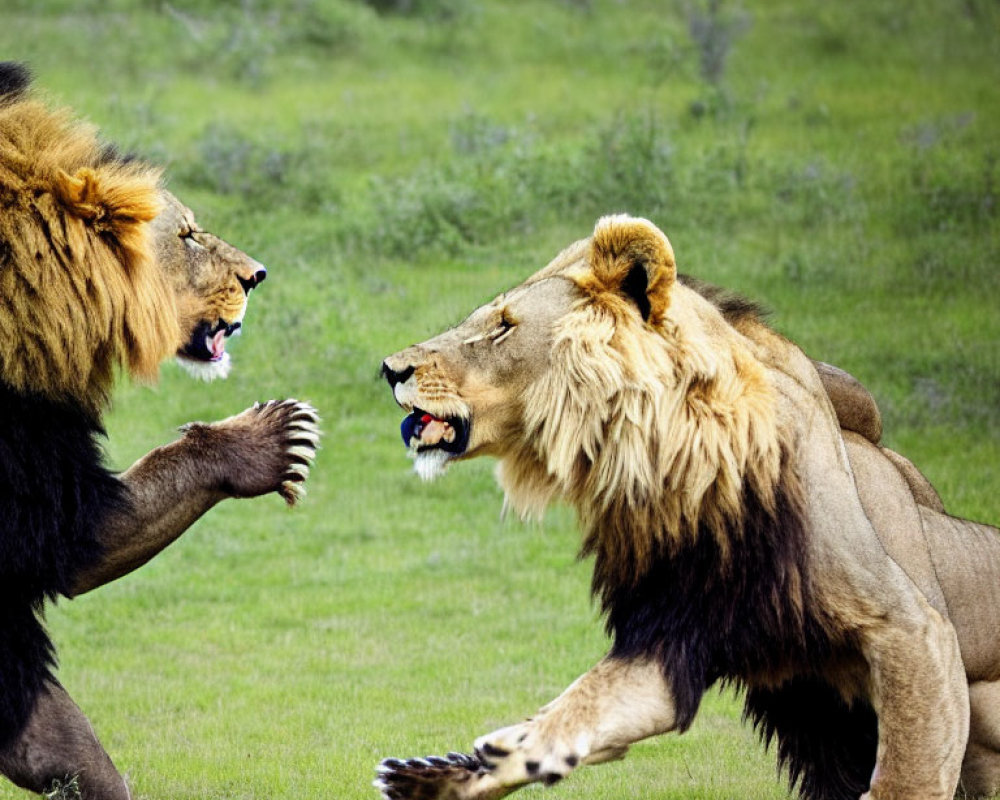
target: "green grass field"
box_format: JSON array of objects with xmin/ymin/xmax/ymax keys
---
[{"xmin": 2, "ymin": 1, "xmax": 999, "ymax": 797}]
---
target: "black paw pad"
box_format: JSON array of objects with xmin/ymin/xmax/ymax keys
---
[{"xmin": 479, "ymin": 742, "xmax": 511, "ymax": 758}]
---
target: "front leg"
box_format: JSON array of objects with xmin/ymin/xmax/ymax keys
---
[
  {"xmin": 860, "ymin": 608, "xmax": 968, "ymax": 800},
  {"xmin": 376, "ymin": 656, "xmax": 677, "ymax": 799},
  {"xmin": 70, "ymin": 399, "xmax": 320, "ymax": 596}
]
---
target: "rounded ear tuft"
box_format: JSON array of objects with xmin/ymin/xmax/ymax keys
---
[{"xmin": 589, "ymin": 214, "xmax": 676, "ymax": 325}]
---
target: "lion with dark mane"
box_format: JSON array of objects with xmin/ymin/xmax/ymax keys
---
[
  {"xmin": 0, "ymin": 63, "xmax": 319, "ymax": 799},
  {"xmin": 378, "ymin": 215, "xmax": 999, "ymax": 800}
]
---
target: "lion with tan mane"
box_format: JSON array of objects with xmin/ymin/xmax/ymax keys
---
[
  {"xmin": 0, "ymin": 63, "xmax": 319, "ymax": 799},
  {"xmin": 378, "ymin": 214, "xmax": 999, "ymax": 800}
]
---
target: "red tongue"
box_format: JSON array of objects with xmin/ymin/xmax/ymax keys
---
[{"xmin": 420, "ymin": 414, "xmax": 433, "ymax": 423}]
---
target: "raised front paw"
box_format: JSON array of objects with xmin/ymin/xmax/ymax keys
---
[{"xmin": 182, "ymin": 399, "xmax": 320, "ymax": 505}]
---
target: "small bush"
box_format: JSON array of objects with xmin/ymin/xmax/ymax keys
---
[
  {"xmin": 161, "ymin": 0, "xmax": 373, "ymax": 85},
  {"xmin": 360, "ymin": 0, "xmax": 469, "ymax": 21},
  {"xmin": 175, "ymin": 122, "xmax": 337, "ymax": 211},
  {"xmin": 684, "ymin": 0, "xmax": 751, "ymax": 85}
]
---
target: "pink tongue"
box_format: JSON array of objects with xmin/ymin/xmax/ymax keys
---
[{"xmin": 211, "ymin": 330, "xmax": 227, "ymax": 359}]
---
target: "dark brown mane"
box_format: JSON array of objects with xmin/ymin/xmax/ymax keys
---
[
  {"xmin": 678, "ymin": 273, "xmax": 771, "ymax": 327},
  {"xmin": 591, "ymin": 437, "xmax": 878, "ymax": 800},
  {"xmin": 0, "ymin": 381, "xmax": 124, "ymax": 749}
]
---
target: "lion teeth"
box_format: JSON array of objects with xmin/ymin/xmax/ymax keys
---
[{"xmin": 418, "ymin": 418, "xmax": 454, "ymax": 447}]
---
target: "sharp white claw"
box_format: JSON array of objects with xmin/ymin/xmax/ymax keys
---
[
  {"xmin": 287, "ymin": 445, "xmax": 316, "ymax": 461},
  {"xmin": 292, "ymin": 434, "xmax": 321, "ymax": 450}
]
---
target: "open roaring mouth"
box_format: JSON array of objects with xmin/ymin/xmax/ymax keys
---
[
  {"xmin": 176, "ymin": 319, "xmax": 242, "ymax": 381},
  {"xmin": 180, "ymin": 319, "xmax": 242, "ymax": 363},
  {"xmin": 400, "ymin": 408, "xmax": 470, "ymax": 456}
]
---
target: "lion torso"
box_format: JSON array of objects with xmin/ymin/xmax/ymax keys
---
[{"xmin": 844, "ymin": 430, "xmax": 1000, "ymax": 682}]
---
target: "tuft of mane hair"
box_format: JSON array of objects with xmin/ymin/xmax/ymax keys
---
[
  {"xmin": 744, "ymin": 677, "xmax": 878, "ymax": 800},
  {"xmin": 0, "ymin": 62, "xmax": 31, "ymax": 106},
  {"xmin": 0, "ymin": 62, "xmax": 180, "ymax": 414},
  {"xmin": 678, "ymin": 273, "xmax": 771, "ymax": 328}
]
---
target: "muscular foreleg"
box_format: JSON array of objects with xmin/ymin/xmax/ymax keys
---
[
  {"xmin": 860, "ymin": 610, "xmax": 969, "ymax": 800},
  {"xmin": 376, "ymin": 656, "xmax": 677, "ymax": 800},
  {"xmin": 70, "ymin": 399, "xmax": 319, "ymax": 596}
]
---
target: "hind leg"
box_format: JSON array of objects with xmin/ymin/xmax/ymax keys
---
[
  {"xmin": 0, "ymin": 681, "xmax": 129, "ymax": 800},
  {"xmin": 961, "ymin": 681, "xmax": 1000, "ymax": 799}
]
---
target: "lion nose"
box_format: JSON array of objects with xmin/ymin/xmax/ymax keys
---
[
  {"xmin": 238, "ymin": 267, "xmax": 267, "ymax": 294},
  {"xmin": 382, "ymin": 362, "xmax": 415, "ymax": 388}
]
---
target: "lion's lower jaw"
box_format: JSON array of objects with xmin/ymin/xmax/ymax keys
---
[
  {"xmin": 411, "ymin": 449, "xmax": 451, "ymax": 481},
  {"xmin": 175, "ymin": 353, "xmax": 232, "ymax": 382}
]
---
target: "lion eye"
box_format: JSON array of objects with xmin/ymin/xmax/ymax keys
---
[
  {"xmin": 490, "ymin": 312, "xmax": 516, "ymax": 343},
  {"xmin": 182, "ymin": 230, "xmax": 205, "ymax": 250},
  {"xmin": 462, "ymin": 311, "xmax": 516, "ymax": 346}
]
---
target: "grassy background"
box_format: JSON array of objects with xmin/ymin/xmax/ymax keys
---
[{"xmin": 2, "ymin": 0, "xmax": 998, "ymax": 797}]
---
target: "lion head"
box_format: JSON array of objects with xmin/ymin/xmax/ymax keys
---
[
  {"xmin": 383, "ymin": 215, "xmax": 787, "ymax": 586},
  {"xmin": 0, "ymin": 63, "xmax": 265, "ymax": 412},
  {"xmin": 150, "ymin": 189, "xmax": 267, "ymax": 382}
]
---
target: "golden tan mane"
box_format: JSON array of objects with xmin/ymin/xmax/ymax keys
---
[
  {"xmin": 497, "ymin": 216, "xmax": 792, "ymax": 589},
  {"xmin": 0, "ymin": 91, "xmax": 180, "ymax": 413}
]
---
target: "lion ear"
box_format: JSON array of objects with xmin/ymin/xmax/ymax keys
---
[
  {"xmin": 56, "ymin": 166, "xmax": 162, "ymax": 227},
  {"xmin": 588, "ymin": 214, "xmax": 676, "ymax": 326}
]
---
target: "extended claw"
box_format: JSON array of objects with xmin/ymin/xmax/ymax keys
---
[{"xmin": 374, "ymin": 751, "xmax": 501, "ymax": 800}]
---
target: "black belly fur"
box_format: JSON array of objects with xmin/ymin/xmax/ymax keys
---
[
  {"xmin": 596, "ymin": 452, "xmax": 878, "ymax": 800},
  {"xmin": 0, "ymin": 381, "xmax": 126, "ymax": 747}
]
